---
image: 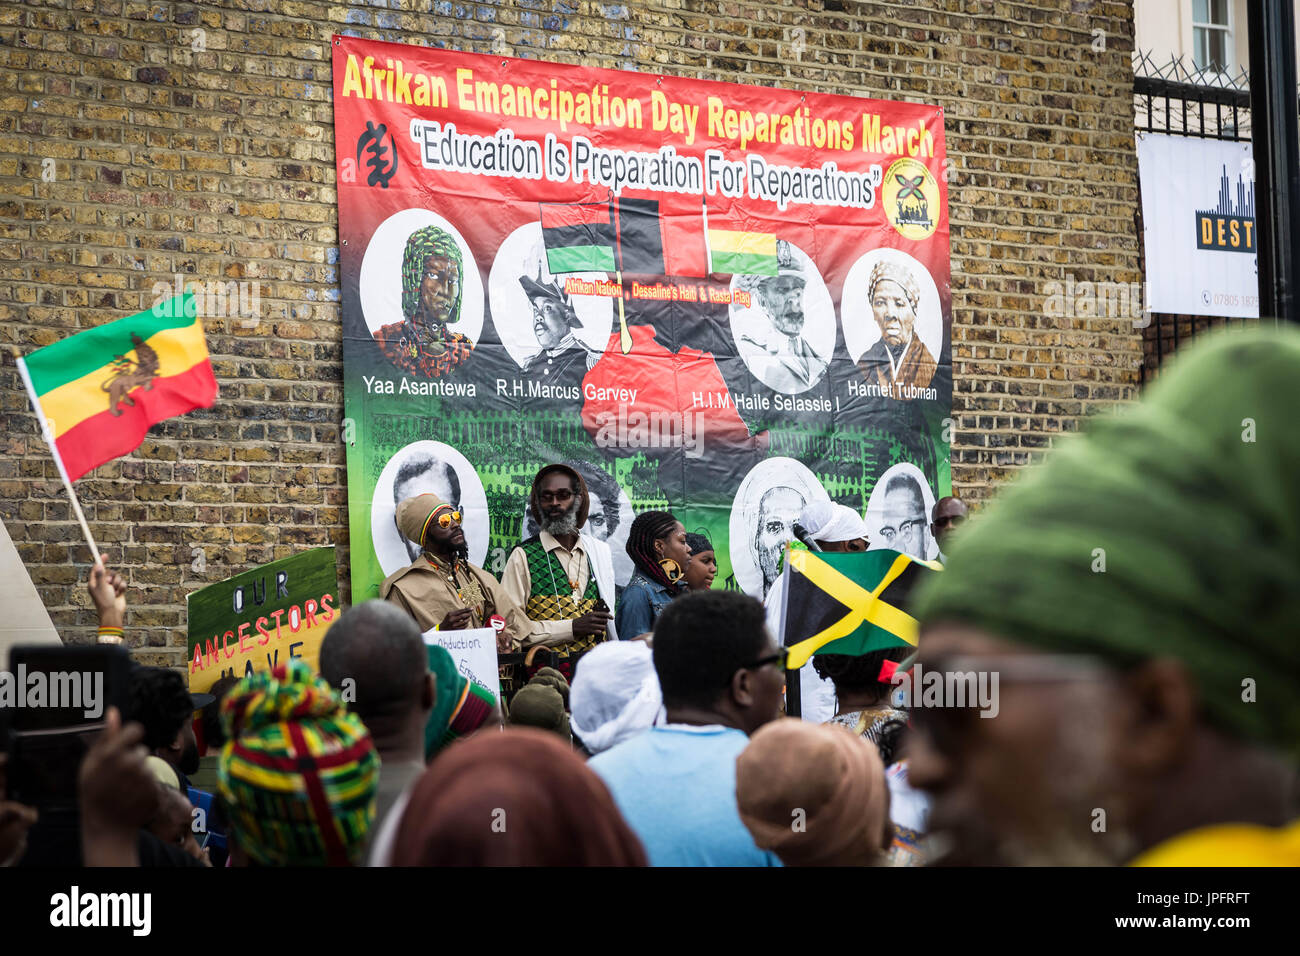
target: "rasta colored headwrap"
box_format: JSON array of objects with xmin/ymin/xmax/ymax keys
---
[
  {"xmin": 395, "ymin": 493, "xmax": 453, "ymax": 550},
  {"xmin": 401, "ymin": 225, "xmax": 464, "ymax": 323},
  {"xmin": 217, "ymin": 658, "xmax": 379, "ymax": 866},
  {"xmin": 913, "ymin": 327, "xmax": 1300, "ymax": 759},
  {"xmin": 424, "ymin": 643, "xmax": 497, "ymax": 760}
]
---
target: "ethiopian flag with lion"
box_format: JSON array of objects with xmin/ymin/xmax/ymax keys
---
[{"xmin": 18, "ymin": 293, "xmax": 217, "ymax": 484}]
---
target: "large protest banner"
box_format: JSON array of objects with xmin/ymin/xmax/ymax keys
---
[
  {"xmin": 332, "ymin": 37, "xmax": 952, "ymax": 605},
  {"xmin": 186, "ymin": 548, "xmax": 338, "ymax": 694}
]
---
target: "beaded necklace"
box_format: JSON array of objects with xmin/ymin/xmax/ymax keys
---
[
  {"xmin": 545, "ymin": 542, "xmax": 585, "ymax": 598},
  {"xmin": 425, "ymin": 551, "xmax": 485, "ymax": 618}
]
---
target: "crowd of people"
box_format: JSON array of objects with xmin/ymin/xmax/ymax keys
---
[{"xmin": 2, "ymin": 327, "xmax": 1297, "ymax": 867}]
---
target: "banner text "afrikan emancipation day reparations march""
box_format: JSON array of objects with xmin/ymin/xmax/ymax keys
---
[{"xmin": 332, "ymin": 37, "xmax": 952, "ymax": 606}]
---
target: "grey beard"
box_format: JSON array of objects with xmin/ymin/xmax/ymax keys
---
[
  {"xmin": 540, "ymin": 505, "xmax": 580, "ymax": 538},
  {"xmin": 758, "ymin": 548, "xmax": 780, "ymax": 590}
]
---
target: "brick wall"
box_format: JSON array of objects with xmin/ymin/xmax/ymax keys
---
[{"xmin": 0, "ymin": 0, "xmax": 1143, "ymax": 663}]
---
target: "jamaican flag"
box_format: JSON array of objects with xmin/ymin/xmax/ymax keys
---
[
  {"xmin": 776, "ymin": 548, "xmax": 942, "ymax": 669},
  {"xmin": 17, "ymin": 293, "xmax": 217, "ymax": 483}
]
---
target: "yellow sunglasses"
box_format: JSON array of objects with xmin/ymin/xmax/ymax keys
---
[{"xmin": 435, "ymin": 509, "xmax": 462, "ymax": 529}]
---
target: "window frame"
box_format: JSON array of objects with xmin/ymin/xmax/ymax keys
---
[{"xmin": 1191, "ymin": 0, "xmax": 1234, "ymax": 77}]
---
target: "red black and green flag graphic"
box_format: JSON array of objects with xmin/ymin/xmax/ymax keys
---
[
  {"xmin": 539, "ymin": 201, "xmax": 617, "ymax": 273},
  {"xmin": 777, "ymin": 548, "xmax": 943, "ymax": 669},
  {"xmin": 540, "ymin": 196, "xmax": 708, "ymax": 277}
]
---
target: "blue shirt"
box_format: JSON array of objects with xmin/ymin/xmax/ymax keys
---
[
  {"xmin": 615, "ymin": 570, "xmax": 677, "ymax": 639},
  {"xmin": 589, "ymin": 726, "xmax": 782, "ymax": 867}
]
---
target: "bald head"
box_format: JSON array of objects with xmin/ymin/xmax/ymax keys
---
[
  {"xmin": 320, "ymin": 600, "xmax": 429, "ymax": 725},
  {"xmin": 931, "ymin": 495, "xmax": 969, "ymax": 552}
]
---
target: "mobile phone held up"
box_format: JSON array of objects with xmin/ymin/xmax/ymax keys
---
[{"xmin": 3, "ymin": 644, "xmax": 132, "ymax": 811}]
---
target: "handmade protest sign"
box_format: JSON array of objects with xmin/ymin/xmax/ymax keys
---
[
  {"xmin": 186, "ymin": 547, "xmax": 338, "ymax": 694},
  {"xmin": 422, "ymin": 626, "xmax": 499, "ymax": 695}
]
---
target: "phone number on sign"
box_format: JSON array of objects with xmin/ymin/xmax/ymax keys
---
[{"xmin": 1206, "ymin": 293, "xmax": 1259, "ymax": 307}]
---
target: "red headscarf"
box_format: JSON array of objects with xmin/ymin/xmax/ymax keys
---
[{"xmin": 391, "ymin": 728, "xmax": 647, "ymax": 866}]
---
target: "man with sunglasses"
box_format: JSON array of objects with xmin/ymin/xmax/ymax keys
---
[
  {"xmin": 909, "ymin": 329, "xmax": 1300, "ymax": 866},
  {"xmin": 381, "ymin": 493, "xmax": 527, "ymax": 653},
  {"xmin": 501, "ymin": 465, "xmax": 619, "ymax": 673},
  {"xmin": 588, "ymin": 591, "xmax": 785, "ymax": 866},
  {"xmin": 929, "ymin": 495, "xmax": 968, "ymax": 565}
]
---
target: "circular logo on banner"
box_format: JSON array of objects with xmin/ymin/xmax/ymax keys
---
[{"xmin": 882, "ymin": 158, "xmax": 939, "ymax": 241}]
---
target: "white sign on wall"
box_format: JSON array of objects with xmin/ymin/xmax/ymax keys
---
[{"xmin": 1137, "ymin": 132, "xmax": 1259, "ymax": 319}]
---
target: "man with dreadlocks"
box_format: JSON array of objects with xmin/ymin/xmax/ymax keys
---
[
  {"xmin": 373, "ymin": 225, "xmax": 474, "ymax": 378},
  {"xmin": 381, "ymin": 493, "xmax": 528, "ymax": 653},
  {"xmin": 500, "ymin": 464, "xmax": 619, "ymax": 672},
  {"xmin": 615, "ymin": 510, "xmax": 692, "ymax": 638}
]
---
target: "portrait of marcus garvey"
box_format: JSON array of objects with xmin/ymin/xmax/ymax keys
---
[
  {"xmin": 857, "ymin": 259, "xmax": 938, "ymax": 392},
  {"xmin": 518, "ymin": 265, "xmax": 597, "ymax": 390}
]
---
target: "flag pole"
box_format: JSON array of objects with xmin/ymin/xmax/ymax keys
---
[
  {"xmin": 780, "ymin": 541, "xmax": 801, "ymax": 718},
  {"xmin": 616, "ymin": 270, "xmax": 632, "ymax": 354},
  {"xmin": 610, "ymin": 194, "xmax": 632, "ymax": 354},
  {"xmin": 16, "ymin": 355, "xmax": 101, "ymax": 564}
]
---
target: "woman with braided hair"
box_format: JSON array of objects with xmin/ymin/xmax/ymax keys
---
[
  {"xmin": 615, "ymin": 510, "xmax": 692, "ymax": 639},
  {"xmin": 814, "ymin": 646, "xmax": 931, "ymax": 866},
  {"xmin": 372, "ymin": 225, "xmax": 475, "ymax": 378}
]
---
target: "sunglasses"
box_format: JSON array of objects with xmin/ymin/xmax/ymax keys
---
[
  {"xmin": 744, "ymin": 647, "xmax": 789, "ymax": 671},
  {"xmin": 435, "ymin": 510, "xmax": 462, "ymax": 529}
]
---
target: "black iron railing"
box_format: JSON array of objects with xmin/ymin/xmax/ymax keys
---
[{"xmin": 1131, "ymin": 52, "xmax": 1269, "ymax": 382}]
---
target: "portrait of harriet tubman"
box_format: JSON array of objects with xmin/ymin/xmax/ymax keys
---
[
  {"xmin": 857, "ymin": 259, "xmax": 938, "ymax": 393},
  {"xmin": 372, "ymin": 225, "xmax": 475, "ymax": 378}
]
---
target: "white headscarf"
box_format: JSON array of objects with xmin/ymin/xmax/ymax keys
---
[
  {"xmin": 798, "ymin": 500, "xmax": 868, "ymax": 544},
  {"xmin": 569, "ymin": 641, "xmax": 663, "ymax": 755}
]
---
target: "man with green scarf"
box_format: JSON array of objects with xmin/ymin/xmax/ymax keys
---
[
  {"xmin": 373, "ymin": 224, "xmax": 474, "ymax": 377},
  {"xmin": 909, "ymin": 327, "xmax": 1300, "ymax": 866}
]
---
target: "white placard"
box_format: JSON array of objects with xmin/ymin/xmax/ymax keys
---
[
  {"xmin": 1137, "ymin": 132, "xmax": 1259, "ymax": 318},
  {"xmin": 422, "ymin": 626, "xmax": 499, "ymax": 692}
]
